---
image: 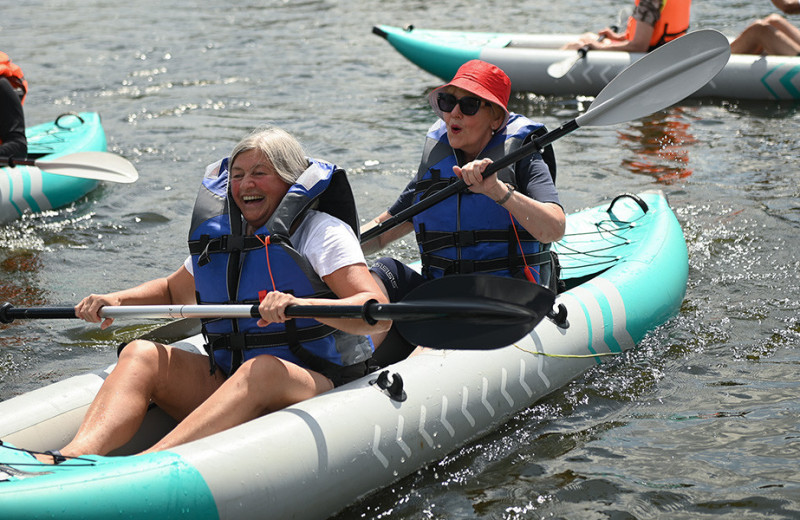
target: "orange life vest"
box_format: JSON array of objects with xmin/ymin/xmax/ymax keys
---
[
  {"xmin": 0, "ymin": 51, "xmax": 28, "ymax": 105},
  {"xmin": 625, "ymin": 0, "xmax": 691, "ymax": 50}
]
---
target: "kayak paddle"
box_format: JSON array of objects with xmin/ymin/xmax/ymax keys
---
[
  {"xmin": 547, "ymin": 8, "xmax": 628, "ymax": 79},
  {"xmin": 0, "ymin": 275, "xmax": 556, "ymax": 350},
  {"xmin": 361, "ymin": 29, "xmax": 731, "ymax": 244},
  {"xmin": 546, "ymin": 39, "xmax": 603, "ymax": 79},
  {"xmin": 0, "ymin": 151, "xmax": 139, "ymax": 184},
  {"xmin": 547, "ymin": 26, "xmax": 616, "ymax": 79}
]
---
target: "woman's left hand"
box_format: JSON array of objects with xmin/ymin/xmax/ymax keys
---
[
  {"xmin": 257, "ymin": 290, "xmax": 301, "ymax": 326},
  {"xmin": 453, "ymin": 158, "xmax": 507, "ymax": 201}
]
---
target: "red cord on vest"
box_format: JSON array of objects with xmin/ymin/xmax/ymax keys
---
[
  {"xmin": 255, "ymin": 234, "xmax": 276, "ymax": 300},
  {"xmin": 509, "ymin": 212, "xmax": 538, "ymax": 283}
]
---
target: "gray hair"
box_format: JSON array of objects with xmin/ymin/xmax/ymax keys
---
[{"xmin": 230, "ymin": 126, "xmax": 308, "ymax": 184}]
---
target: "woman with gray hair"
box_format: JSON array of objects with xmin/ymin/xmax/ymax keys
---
[{"xmin": 37, "ymin": 126, "xmax": 388, "ymax": 463}]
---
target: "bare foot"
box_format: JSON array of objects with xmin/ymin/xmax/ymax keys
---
[{"xmin": 33, "ymin": 450, "xmax": 66, "ymax": 464}]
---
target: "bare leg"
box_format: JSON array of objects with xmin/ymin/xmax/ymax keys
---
[
  {"xmin": 731, "ymin": 16, "xmax": 800, "ymax": 55},
  {"xmin": 765, "ymin": 14, "xmax": 800, "ymax": 47},
  {"xmin": 142, "ymin": 354, "xmax": 333, "ymax": 453},
  {"xmin": 45, "ymin": 340, "xmax": 223, "ymax": 461},
  {"xmin": 731, "ymin": 20, "xmax": 769, "ymax": 54}
]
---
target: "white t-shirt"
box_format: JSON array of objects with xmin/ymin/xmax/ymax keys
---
[{"xmin": 184, "ymin": 210, "xmax": 366, "ymax": 279}]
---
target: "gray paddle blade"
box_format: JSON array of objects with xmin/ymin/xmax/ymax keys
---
[
  {"xmin": 577, "ymin": 30, "xmax": 731, "ymax": 127},
  {"xmin": 547, "ymin": 53, "xmax": 581, "ymax": 79},
  {"xmin": 34, "ymin": 152, "xmax": 139, "ymax": 183}
]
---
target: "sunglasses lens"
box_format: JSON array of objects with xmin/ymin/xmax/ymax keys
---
[
  {"xmin": 437, "ymin": 92, "xmax": 457, "ymax": 112},
  {"xmin": 436, "ymin": 92, "xmax": 483, "ymax": 115},
  {"xmin": 458, "ymin": 97, "xmax": 482, "ymax": 115}
]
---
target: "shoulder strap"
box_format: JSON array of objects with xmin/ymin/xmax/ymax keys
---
[{"xmin": 526, "ymin": 126, "xmax": 557, "ymax": 184}]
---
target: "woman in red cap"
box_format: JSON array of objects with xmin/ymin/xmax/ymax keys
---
[{"xmin": 362, "ymin": 59, "xmax": 565, "ymax": 364}]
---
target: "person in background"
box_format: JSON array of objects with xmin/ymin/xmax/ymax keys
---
[
  {"xmin": 730, "ymin": 0, "xmax": 800, "ymax": 55},
  {"xmin": 37, "ymin": 126, "xmax": 389, "ymax": 463},
  {"xmin": 0, "ymin": 51, "xmax": 27, "ymax": 159},
  {"xmin": 561, "ymin": 0, "xmax": 692, "ymax": 53},
  {"xmin": 361, "ymin": 60, "xmax": 565, "ymax": 364}
]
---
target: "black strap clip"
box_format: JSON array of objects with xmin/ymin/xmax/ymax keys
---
[{"xmin": 371, "ymin": 370, "xmax": 407, "ymax": 402}]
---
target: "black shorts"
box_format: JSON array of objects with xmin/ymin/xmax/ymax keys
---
[
  {"xmin": 369, "ymin": 257, "xmax": 426, "ymax": 302},
  {"xmin": 368, "ymin": 257, "xmax": 427, "ymax": 367},
  {"xmin": 328, "ymin": 360, "xmax": 371, "ymax": 387}
]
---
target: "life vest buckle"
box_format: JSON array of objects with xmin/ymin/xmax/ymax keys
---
[
  {"xmin": 452, "ymin": 259, "xmax": 475, "ymax": 274},
  {"xmin": 225, "ymin": 333, "xmax": 247, "ymax": 351},
  {"xmin": 197, "ymin": 236, "xmax": 211, "ymax": 267},
  {"xmin": 220, "ymin": 235, "xmax": 245, "ymax": 252},
  {"xmin": 455, "ymin": 230, "xmax": 477, "ymax": 247}
]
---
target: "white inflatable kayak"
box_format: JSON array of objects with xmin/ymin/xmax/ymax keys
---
[{"xmin": 0, "ymin": 190, "xmax": 688, "ymax": 519}]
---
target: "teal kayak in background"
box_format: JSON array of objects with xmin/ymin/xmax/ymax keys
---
[
  {"xmin": 0, "ymin": 112, "xmax": 107, "ymax": 224},
  {"xmin": 373, "ymin": 24, "xmax": 800, "ymax": 101}
]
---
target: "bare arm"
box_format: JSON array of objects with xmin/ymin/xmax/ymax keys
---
[
  {"xmin": 256, "ymin": 263, "xmax": 391, "ymax": 335},
  {"xmin": 455, "ymin": 158, "xmax": 566, "ymax": 244},
  {"xmin": 590, "ymin": 21, "xmax": 653, "ymax": 52},
  {"xmin": 75, "ymin": 265, "xmax": 196, "ymax": 329},
  {"xmin": 772, "ymin": 0, "xmax": 800, "ymax": 14},
  {"xmin": 360, "ymin": 211, "xmax": 415, "ymax": 255}
]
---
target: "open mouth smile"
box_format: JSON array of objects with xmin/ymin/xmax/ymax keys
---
[{"xmin": 241, "ymin": 194, "xmax": 265, "ymax": 204}]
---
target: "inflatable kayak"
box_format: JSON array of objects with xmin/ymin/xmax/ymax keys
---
[
  {"xmin": 0, "ymin": 190, "xmax": 688, "ymax": 519},
  {"xmin": 0, "ymin": 112, "xmax": 107, "ymax": 224},
  {"xmin": 373, "ymin": 25, "xmax": 800, "ymax": 101}
]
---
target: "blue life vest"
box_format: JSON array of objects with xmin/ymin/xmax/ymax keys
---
[
  {"xmin": 188, "ymin": 157, "xmax": 372, "ymax": 376},
  {"xmin": 412, "ymin": 114, "xmax": 555, "ymax": 283}
]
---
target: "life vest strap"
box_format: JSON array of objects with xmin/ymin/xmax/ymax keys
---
[
  {"xmin": 204, "ymin": 322, "xmax": 357, "ymax": 379},
  {"xmin": 650, "ymin": 23, "xmax": 689, "ymax": 50},
  {"xmin": 414, "ymin": 175, "xmax": 460, "ymax": 201},
  {"xmin": 189, "ymin": 234, "xmax": 288, "ymax": 266},
  {"xmin": 416, "ymin": 227, "xmax": 536, "ymax": 253},
  {"xmin": 205, "ymin": 322, "xmax": 335, "ymax": 351},
  {"xmin": 422, "ymin": 249, "xmax": 554, "ymax": 275}
]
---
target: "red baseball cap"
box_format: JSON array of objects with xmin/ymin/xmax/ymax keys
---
[{"xmin": 428, "ymin": 60, "xmax": 511, "ymax": 129}]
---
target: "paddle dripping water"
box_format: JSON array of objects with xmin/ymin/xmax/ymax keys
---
[{"xmin": 1, "ymin": 1, "xmax": 800, "ymax": 518}]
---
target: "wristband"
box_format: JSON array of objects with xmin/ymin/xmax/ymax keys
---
[{"xmin": 495, "ymin": 183, "xmax": 515, "ymax": 205}]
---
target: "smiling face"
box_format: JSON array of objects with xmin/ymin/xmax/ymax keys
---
[
  {"xmin": 442, "ymin": 87, "xmax": 506, "ymax": 163},
  {"xmin": 230, "ymin": 148, "xmax": 291, "ymax": 230}
]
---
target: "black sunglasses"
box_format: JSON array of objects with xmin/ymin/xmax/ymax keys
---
[{"xmin": 436, "ymin": 92, "xmax": 487, "ymax": 116}]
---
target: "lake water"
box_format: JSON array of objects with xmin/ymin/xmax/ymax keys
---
[{"xmin": 2, "ymin": 1, "xmax": 799, "ymax": 518}]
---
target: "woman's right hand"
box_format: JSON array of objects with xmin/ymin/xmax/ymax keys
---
[
  {"xmin": 256, "ymin": 290, "xmax": 301, "ymax": 327},
  {"xmin": 75, "ymin": 294, "xmax": 121, "ymax": 329}
]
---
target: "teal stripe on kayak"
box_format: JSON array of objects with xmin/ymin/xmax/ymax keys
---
[
  {"xmin": 575, "ymin": 297, "xmax": 600, "ymax": 363},
  {"xmin": 585, "ymin": 282, "xmax": 624, "ymax": 354},
  {"xmin": 0, "ymin": 451, "xmax": 219, "ymax": 520},
  {"xmin": 760, "ymin": 64, "xmax": 800, "ymax": 100},
  {"xmin": 4, "ymin": 181, "xmax": 24, "ymax": 216},
  {"xmin": 3, "ymin": 168, "xmax": 29, "ymax": 216},
  {"xmin": 38, "ymin": 170, "xmax": 98, "ymax": 209},
  {"xmin": 573, "ymin": 284, "xmax": 623, "ymax": 361},
  {"xmin": 19, "ymin": 169, "xmax": 43, "ymax": 213},
  {"xmin": 779, "ymin": 64, "xmax": 800, "ymax": 99}
]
